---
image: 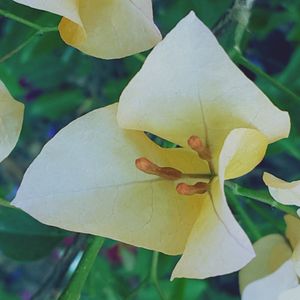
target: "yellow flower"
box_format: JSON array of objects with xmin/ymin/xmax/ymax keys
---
[
  {"xmin": 239, "ymin": 215, "xmax": 300, "ymax": 300},
  {"xmin": 12, "ymin": 12, "xmax": 290, "ymax": 279},
  {"xmin": 0, "ymin": 81, "xmax": 24, "ymax": 162},
  {"xmin": 13, "ymin": 0, "xmax": 162, "ymax": 59},
  {"xmin": 263, "ymin": 173, "xmax": 300, "ymax": 216}
]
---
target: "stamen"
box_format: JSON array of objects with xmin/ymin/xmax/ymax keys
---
[
  {"xmin": 188, "ymin": 135, "xmax": 212, "ymax": 161},
  {"xmin": 176, "ymin": 182, "xmax": 209, "ymax": 195},
  {"xmin": 135, "ymin": 157, "xmax": 182, "ymax": 180}
]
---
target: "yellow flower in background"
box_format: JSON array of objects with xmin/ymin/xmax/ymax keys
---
[
  {"xmin": 263, "ymin": 173, "xmax": 300, "ymax": 216},
  {"xmin": 0, "ymin": 81, "xmax": 24, "ymax": 163},
  {"xmin": 239, "ymin": 215, "xmax": 300, "ymax": 300},
  {"xmin": 12, "ymin": 12, "xmax": 290, "ymax": 279},
  {"xmin": 13, "ymin": 0, "xmax": 162, "ymax": 59}
]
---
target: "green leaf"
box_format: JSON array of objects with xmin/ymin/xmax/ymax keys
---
[
  {"xmin": 28, "ymin": 89, "xmax": 84, "ymax": 120},
  {"xmin": 0, "ymin": 204, "xmax": 67, "ymax": 260}
]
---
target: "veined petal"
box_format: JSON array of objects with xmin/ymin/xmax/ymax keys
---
[
  {"xmin": 171, "ymin": 177, "xmax": 255, "ymax": 279},
  {"xmin": 13, "ymin": 103, "xmax": 208, "ymax": 255},
  {"xmin": 0, "ymin": 81, "xmax": 24, "ymax": 162},
  {"xmin": 171, "ymin": 129, "xmax": 262, "ymax": 279},
  {"xmin": 241, "ymin": 260, "xmax": 298, "ymax": 300},
  {"xmin": 13, "ymin": 0, "xmax": 82, "ymax": 24},
  {"xmin": 263, "ymin": 173, "xmax": 300, "ymax": 209},
  {"xmin": 118, "ymin": 11, "xmax": 290, "ymax": 158},
  {"xmin": 279, "ymin": 286, "xmax": 300, "ymax": 300},
  {"xmin": 239, "ymin": 234, "xmax": 293, "ymax": 296},
  {"xmin": 59, "ymin": 0, "xmax": 162, "ymax": 59}
]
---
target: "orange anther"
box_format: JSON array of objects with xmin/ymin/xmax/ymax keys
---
[
  {"xmin": 135, "ymin": 157, "xmax": 182, "ymax": 180},
  {"xmin": 188, "ymin": 135, "xmax": 212, "ymax": 160},
  {"xmin": 176, "ymin": 182, "xmax": 209, "ymax": 195}
]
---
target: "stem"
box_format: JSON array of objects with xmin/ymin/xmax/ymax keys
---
[
  {"xmin": 125, "ymin": 278, "xmax": 149, "ymax": 300},
  {"xmin": 150, "ymin": 252, "xmax": 167, "ymax": 300},
  {"xmin": 229, "ymin": 192, "xmax": 262, "ymax": 241},
  {"xmin": 182, "ymin": 173, "xmax": 212, "ymax": 180},
  {"xmin": 226, "ymin": 181, "xmax": 298, "ymax": 217},
  {"xmin": 58, "ymin": 236, "xmax": 104, "ymax": 300},
  {"xmin": 0, "ymin": 32, "xmax": 38, "ymax": 63},
  {"xmin": 0, "ymin": 8, "xmax": 58, "ymax": 32},
  {"xmin": 234, "ymin": 52, "xmax": 300, "ymax": 104},
  {"xmin": 133, "ymin": 53, "xmax": 146, "ymax": 63}
]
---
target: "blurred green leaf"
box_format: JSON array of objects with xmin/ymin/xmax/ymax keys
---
[
  {"xmin": 28, "ymin": 89, "xmax": 84, "ymax": 120},
  {"xmin": 0, "ymin": 205, "xmax": 67, "ymax": 260}
]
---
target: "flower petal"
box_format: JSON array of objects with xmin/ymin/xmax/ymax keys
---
[
  {"xmin": 13, "ymin": 103, "xmax": 208, "ymax": 255},
  {"xmin": 13, "ymin": 0, "xmax": 161, "ymax": 59},
  {"xmin": 0, "ymin": 82, "xmax": 24, "ymax": 162},
  {"xmin": 263, "ymin": 173, "xmax": 300, "ymax": 209},
  {"xmin": 279, "ymin": 286, "xmax": 300, "ymax": 300},
  {"xmin": 241, "ymin": 260, "xmax": 298, "ymax": 300},
  {"xmin": 59, "ymin": 0, "xmax": 161, "ymax": 59},
  {"xmin": 240, "ymin": 234, "xmax": 298, "ymax": 300},
  {"xmin": 220, "ymin": 128, "xmax": 268, "ymax": 180},
  {"xmin": 239, "ymin": 234, "xmax": 293, "ymax": 296},
  {"xmin": 284, "ymin": 215, "xmax": 300, "ymax": 277},
  {"xmin": 171, "ymin": 177, "xmax": 255, "ymax": 279},
  {"xmin": 118, "ymin": 11, "xmax": 290, "ymax": 157},
  {"xmin": 171, "ymin": 129, "xmax": 262, "ymax": 279},
  {"xmin": 285, "ymin": 215, "xmax": 300, "ymax": 249}
]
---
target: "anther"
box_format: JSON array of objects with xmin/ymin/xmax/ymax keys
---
[
  {"xmin": 188, "ymin": 135, "xmax": 212, "ymax": 160},
  {"xmin": 176, "ymin": 182, "xmax": 209, "ymax": 195},
  {"xmin": 135, "ymin": 157, "xmax": 182, "ymax": 180}
]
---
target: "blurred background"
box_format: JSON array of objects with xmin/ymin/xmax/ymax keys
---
[{"xmin": 0, "ymin": 0, "xmax": 300, "ymax": 299}]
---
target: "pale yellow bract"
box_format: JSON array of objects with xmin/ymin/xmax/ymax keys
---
[
  {"xmin": 13, "ymin": 0, "xmax": 162, "ymax": 59},
  {"xmin": 239, "ymin": 215, "xmax": 300, "ymax": 300},
  {"xmin": 263, "ymin": 172, "xmax": 300, "ymax": 216},
  {"xmin": 12, "ymin": 12, "xmax": 290, "ymax": 279},
  {"xmin": 0, "ymin": 81, "xmax": 24, "ymax": 163}
]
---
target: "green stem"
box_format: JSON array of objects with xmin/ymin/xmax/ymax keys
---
[
  {"xmin": 0, "ymin": 32, "xmax": 38, "ymax": 63},
  {"xmin": 229, "ymin": 192, "xmax": 262, "ymax": 241},
  {"xmin": 133, "ymin": 53, "xmax": 146, "ymax": 63},
  {"xmin": 0, "ymin": 8, "xmax": 58, "ymax": 32},
  {"xmin": 227, "ymin": 181, "xmax": 298, "ymax": 217},
  {"xmin": 125, "ymin": 278, "xmax": 149, "ymax": 300},
  {"xmin": 234, "ymin": 52, "xmax": 300, "ymax": 104},
  {"xmin": 150, "ymin": 252, "xmax": 167, "ymax": 300},
  {"xmin": 58, "ymin": 236, "xmax": 105, "ymax": 300}
]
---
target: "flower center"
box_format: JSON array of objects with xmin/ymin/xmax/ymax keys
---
[{"xmin": 136, "ymin": 135, "xmax": 213, "ymax": 195}]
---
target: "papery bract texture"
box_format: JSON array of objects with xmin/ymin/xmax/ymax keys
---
[
  {"xmin": 118, "ymin": 11, "xmax": 290, "ymax": 168},
  {"xmin": 239, "ymin": 234, "xmax": 298, "ymax": 300},
  {"xmin": 13, "ymin": 0, "xmax": 161, "ymax": 59},
  {"xmin": 13, "ymin": 12, "xmax": 291, "ymax": 280},
  {"xmin": 0, "ymin": 81, "xmax": 24, "ymax": 162},
  {"xmin": 13, "ymin": 104, "xmax": 208, "ymax": 255},
  {"xmin": 263, "ymin": 173, "xmax": 300, "ymax": 214}
]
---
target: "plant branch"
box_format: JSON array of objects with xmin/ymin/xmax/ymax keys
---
[
  {"xmin": 233, "ymin": 52, "xmax": 300, "ymax": 104},
  {"xmin": 226, "ymin": 181, "xmax": 298, "ymax": 217},
  {"xmin": 0, "ymin": 32, "xmax": 38, "ymax": 63},
  {"xmin": 150, "ymin": 252, "xmax": 167, "ymax": 300},
  {"xmin": 0, "ymin": 8, "xmax": 58, "ymax": 32},
  {"xmin": 58, "ymin": 236, "xmax": 105, "ymax": 300}
]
